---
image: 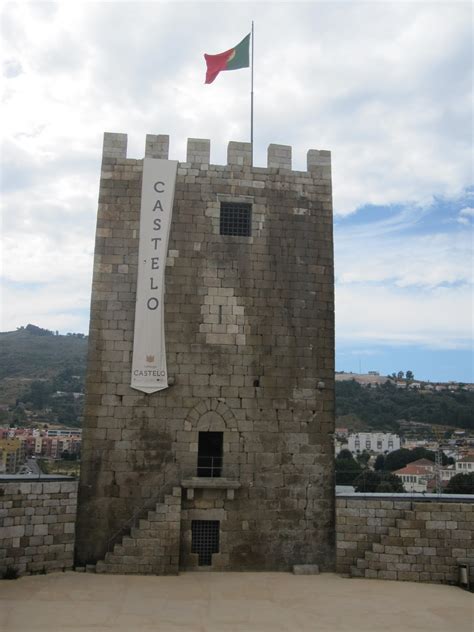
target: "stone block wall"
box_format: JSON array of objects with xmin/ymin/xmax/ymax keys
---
[
  {"xmin": 76, "ymin": 132, "xmax": 335, "ymax": 571},
  {"xmin": 336, "ymin": 496, "xmax": 474, "ymax": 583},
  {"xmin": 96, "ymin": 487, "xmax": 181, "ymax": 575},
  {"xmin": 2, "ymin": 482, "xmax": 473, "ymax": 583},
  {"xmin": 0, "ymin": 479, "xmax": 77, "ymax": 576}
]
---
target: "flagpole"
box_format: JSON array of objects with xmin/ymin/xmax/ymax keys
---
[{"xmin": 250, "ymin": 20, "xmax": 254, "ymax": 167}]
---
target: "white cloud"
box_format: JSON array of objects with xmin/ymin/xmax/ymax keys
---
[
  {"xmin": 336, "ymin": 284, "xmax": 473, "ymax": 350},
  {"xmin": 1, "ymin": 0, "xmax": 472, "ymax": 357},
  {"xmin": 334, "ymin": 194, "xmax": 473, "ymax": 351},
  {"xmin": 457, "ymin": 206, "xmax": 474, "ymax": 225},
  {"xmin": 2, "ymin": 2, "xmax": 471, "ymax": 207},
  {"xmin": 336, "ymin": 224, "xmax": 473, "ymax": 289},
  {"xmin": 1, "ymin": 280, "xmax": 90, "ymax": 334}
]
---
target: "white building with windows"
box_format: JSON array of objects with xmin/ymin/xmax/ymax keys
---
[
  {"xmin": 394, "ymin": 464, "xmax": 430, "ymax": 492},
  {"xmin": 347, "ymin": 432, "xmax": 400, "ymax": 455},
  {"xmin": 440, "ymin": 466, "xmax": 456, "ymax": 482},
  {"xmin": 455, "ymin": 455, "xmax": 474, "ymax": 474}
]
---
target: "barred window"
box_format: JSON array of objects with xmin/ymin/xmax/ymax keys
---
[
  {"xmin": 191, "ymin": 520, "xmax": 220, "ymax": 566},
  {"xmin": 220, "ymin": 202, "xmax": 252, "ymax": 236}
]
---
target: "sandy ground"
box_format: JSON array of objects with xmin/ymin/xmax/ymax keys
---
[{"xmin": 0, "ymin": 571, "xmax": 472, "ymax": 632}]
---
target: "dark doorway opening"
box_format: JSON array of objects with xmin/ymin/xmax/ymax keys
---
[
  {"xmin": 191, "ymin": 520, "xmax": 220, "ymax": 566},
  {"xmin": 197, "ymin": 431, "xmax": 223, "ymax": 477}
]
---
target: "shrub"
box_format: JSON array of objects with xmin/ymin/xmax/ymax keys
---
[{"xmin": 2, "ymin": 566, "xmax": 19, "ymax": 580}]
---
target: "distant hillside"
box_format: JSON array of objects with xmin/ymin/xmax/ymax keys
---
[
  {"xmin": 0, "ymin": 325, "xmax": 88, "ymax": 378},
  {"xmin": 1, "ymin": 325, "xmax": 472, "ymax": 433},
  {"xmin": 336, "ymin": 380, "xmax": 473, "ymax": 432},
  {"xmin": 0, "ymin": 324, "xmax": 88, "ymax": 408}
]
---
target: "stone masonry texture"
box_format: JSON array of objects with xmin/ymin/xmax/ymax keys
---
[
  {"xmin": 336, "ymin": 496, "xmax": 474, "ymax": 584},
  {"xmin": 95, "ymin": 487, "xmax": 182, "ymax": 575},
  {"xmin": 75, "ymin": 133, "xmax": 335, "ymax": 572},
  {"xmin": 3, "ymin": 482, "xmax": 473, "ymax": 583},
  {"xmin": 0, "ymin": 480, "xmax": 77, "ymax": 576}
]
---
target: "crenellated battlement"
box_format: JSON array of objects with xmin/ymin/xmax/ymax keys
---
[{"xmin": 102, "ymin": 132, "xmax": 331, "ymax": 177}]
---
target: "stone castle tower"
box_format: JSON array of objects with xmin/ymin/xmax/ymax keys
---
[{"xmin": 75, "ymin": 132, "xmax": 335, "ymax": 573}]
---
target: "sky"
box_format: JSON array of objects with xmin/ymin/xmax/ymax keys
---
[{"xmin": 1, "ymin": 0, "xmax": 473, "ymax": 383}]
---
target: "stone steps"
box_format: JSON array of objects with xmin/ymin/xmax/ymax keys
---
[
  {"xmin": 94, "ymin": 487, "xmax": 182, "ymax": 576},
  {"xmin": 350, "ymin": 503, "xmax": 466, "ymax": 583}
]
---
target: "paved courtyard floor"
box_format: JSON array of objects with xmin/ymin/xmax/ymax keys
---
[{"xmin": 0, "ymin": 571, "xmax": 472, "ymax": 632}]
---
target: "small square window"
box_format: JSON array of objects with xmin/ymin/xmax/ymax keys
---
[{"xmin": 220, "ymin": 202, "xmax": 252, "ymax": 236}]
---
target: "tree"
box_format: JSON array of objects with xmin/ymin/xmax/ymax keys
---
[
  {"xmin": 376, "ymin": 481, "xmax": 399, "ymax": 493},
  {"xmin": 409, "ymin": 446, "xmax": 452, "ymax": 466},
  {"xmin": 445, "ymin": 473, "xmax": 474, "ymax": 495},
  {"xmin": 406, "ymin": 370, "xmax": 414, "ymax": 381},
  {"xmin": 335, "ymin": 450, "xmax": 362, "ymax": 486},
  {"xmin": 410, "ymin": 447, "xmax": 435, "ymax": 463},
  {"xmin": 356, "ymin": 451, "xmax": 371, "ymax": 467},
  {"xmin": 336, "ymin": 379, "xmax": 474, "ymax": 433},
  {"xmin": 353, "ymin": 470, "xmax": 404, "ymax": 493},
  {"xmin": 383, "ymin": 448, "xmax": 413, "ymax": 472},
  {"xmin": 397, "ymin": 371, "xmax": 404, "ymax": 379},
  {"xmin": 11, "ymin": 406, "xmax": 26, "ymax": 424},
  {"xmin": 383, "ymin": 447, "xmax": 452, "ymax": 471},
  {"xmin": 25, "ymin": 324, "xmax": 54, "ymax": 336},
  {"xmin": 337, "ymin": 449, "xmax": 353, "ymax": 461},
  {"xmin": 23, "ymin": 381, "xmax": 52, "ymax": 410},
  {"xmin": 374, "ymin": 454, "xmax": 385, "ymax": 471}
]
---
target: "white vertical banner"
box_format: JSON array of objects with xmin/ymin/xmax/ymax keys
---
[{"xmin": 131, "ymin": 158, "xmax": 178, "ymax": 393}]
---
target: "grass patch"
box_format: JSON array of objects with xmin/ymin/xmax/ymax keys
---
[{"xmin": 38, "ymin": 459, "xmax": 80, "ymax": 477}]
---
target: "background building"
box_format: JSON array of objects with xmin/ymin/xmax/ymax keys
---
[
  {"xmin": 455, "ymin": 455, "xmax": 474, "ymax": 473},
  {"xmin": 347, "ymin": 432, "xmax": 400, "ymax": 455},
  {"xmin": 0, "ymin": 438, "xmax": 24, "ymax": 474}
]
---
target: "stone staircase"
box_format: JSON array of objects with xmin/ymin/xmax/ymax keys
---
[
  {"xmin": 349, "ymin": 503, "xmax": 469, "ymax": 583},
  {"xmin": 89, "ymin": 487, "xmax": 182, "ymax": 575},
  {"xmin": 348, "ymin": 513, "xmax": 399, "ymax": 579}
]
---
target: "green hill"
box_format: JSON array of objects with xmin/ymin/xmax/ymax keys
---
[
  {"xmin": 0, "ymin": 324, "xmax": 88, "ymax": 380},
  {"xmin": 0, "ymin": 325, "xmax": 88, "ymax": 412},
  {"xmin": 336, "ymin": 379, "xmax": 473, "ymax": 433},
  {"xmin": 1, "ymin": 325, "xmax": 472, "ymax": 433}
]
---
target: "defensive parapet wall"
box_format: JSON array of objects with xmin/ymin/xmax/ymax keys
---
[
  {"xmin": 3, "ymin": 483, "xmax": 473, "ymax": 583},
  {"xmin": 0, "ymin": 479, "xmax": 77, "ymax": 577},
  {"xmin": 337, "ymin": 495, "xmax": 474, "ymax": 583},
  {"xmin": 102, "ymin": 132, "xmax": 332, "ymax": 177},
  {"xmin": 76, "ymin": 132, "xmax": 335, "ymax": 572}
]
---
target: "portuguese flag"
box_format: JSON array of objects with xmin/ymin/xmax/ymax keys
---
[{"xmin": 204, "ymin": 33, "xmax": 250, "ymax": 84}]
